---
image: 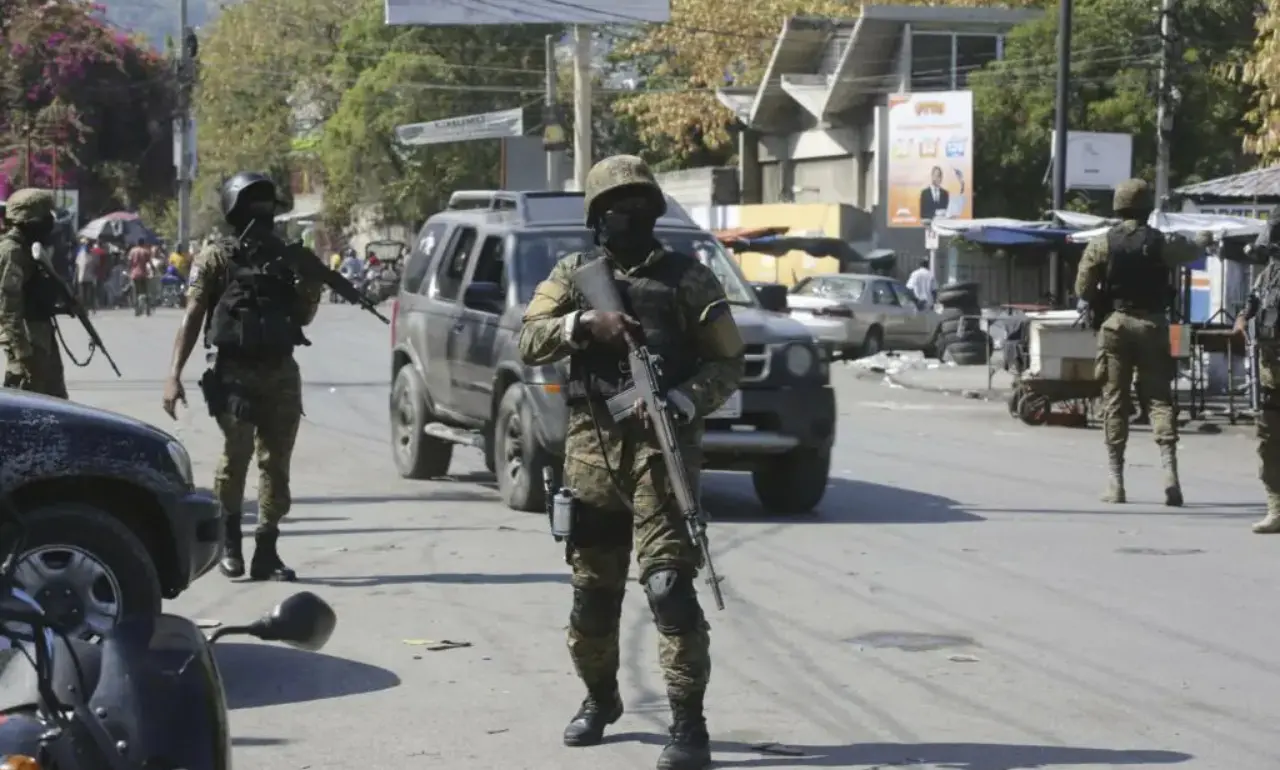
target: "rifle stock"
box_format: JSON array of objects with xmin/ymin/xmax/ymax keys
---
[{"xmin": 569, "ymin": 257, "xmax": 726, "ymax": 610}]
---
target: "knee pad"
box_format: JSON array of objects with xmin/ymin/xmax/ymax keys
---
[
  {"xmin": 642, "ymin": 568, "xmax": 704, "ymax": 636},
  {"xmin": 570, "ymin": 587, "xmax": 623, "ymax": 638}
]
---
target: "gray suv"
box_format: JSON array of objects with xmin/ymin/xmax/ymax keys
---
[{"xmin": 388, "ymin": 191, "xmax": 836, "ymax": 515}]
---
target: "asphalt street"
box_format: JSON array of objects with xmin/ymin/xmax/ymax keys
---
[{"xmin": 51, "ymin": 305, "xmax": 1280, "ymax": 770}]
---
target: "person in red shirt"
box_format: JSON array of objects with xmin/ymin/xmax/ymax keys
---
[{"xmin": 127, "ymin": 240, "xmax": 152, "ymax": 316}]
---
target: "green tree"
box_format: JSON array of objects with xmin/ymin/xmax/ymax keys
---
[
  {"xmin": 318, "ymin": 0, "xmax": 555, "ymax": 228},
  {"xmin": 970, "ymin": 0, "xmax": 1254, "ymax": 218}
]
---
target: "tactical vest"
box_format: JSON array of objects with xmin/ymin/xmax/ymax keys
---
[
  {"xmin": 0, "ymin": 234, "xmax": 63, "ymax": 322},
  {"xmin": 565, "ymin": 250, "xmax": 700, "ymax": 405},
  {"xmin": 206, "ymin": 242, "xmax": 305, "ymax": 359},
  {"xmin": 1106, "ymin": 224, "xmax": 1170, "ymax": 314},
  {"xmin": 1256, "ymin": 261, "xmax": 1280, "ymax": 338}
]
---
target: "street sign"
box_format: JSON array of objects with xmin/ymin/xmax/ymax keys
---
[{"xmin": 925, "ymin": 226, "xmax": 939, "ymax": 250}]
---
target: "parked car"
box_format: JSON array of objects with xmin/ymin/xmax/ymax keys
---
[
  {"xmin": 0, "ymin": 390, "xmax": 221, "ymax": 640},
  {"xmin": 786, "ymin": 273, "xmax": 953, "ymax": 359},
  {"xmin": 389, "ymin": 190, "xmax": 836, "ymax": 515}
]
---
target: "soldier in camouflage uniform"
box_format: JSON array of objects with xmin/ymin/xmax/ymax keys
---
[
  {"xmin": 162, "ymin": 172, "xmax": 325, "ymax": 581},
  {"xmin": 1075, "ymin": 178, "xmax": 1200, "ymax": 505},
  {"xmin": 518, "ymin": 155, "xmax": 745, "ymax": 770},
  {"xmin": 0, "ymin": 189, "xmax": 68, "ymax": 398},
  {"xmin": 1234, "ymin": 206, "xmax": 1280, "ymax": 533}
]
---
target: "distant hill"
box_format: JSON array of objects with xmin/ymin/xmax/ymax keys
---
[{"xmin": 100, "ymin": 0, "xmax": 213, "ymax": 49}]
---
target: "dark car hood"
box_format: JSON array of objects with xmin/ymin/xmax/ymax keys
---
[
  {"xmin": 0, "ymin": 389, "xmax": 173, "ymax": 444},
  {"xmin": 729, "ymin": 306, "xmax": 811, "ymax": 345}
]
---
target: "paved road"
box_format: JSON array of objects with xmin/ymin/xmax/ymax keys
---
[{"xmin": 53, "ymin": 305, "xmax": 1278, "ymax": 769}]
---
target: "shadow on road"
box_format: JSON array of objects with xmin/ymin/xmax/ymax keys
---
[
  {"xmin": 703, "ymin": 473, "xmax": 983, "ymax": 524},
  {"xmin": 232, "ymin": 737, "xmax": 289, "ymax": 746},
  {"xmin": 291, "ymin": 488, "xmax": 498, "ymax": 506},
  {"xmin": 283, "ymin": 525, "xmax": 496, "ymax": 538},
  {"xmin": 215, "ymin": 643, "xmax": 400, "ymax": 709},
  {"xmin": 604, "ymin": 735, "xmax": 1191, "ymax": 768},
  {"xmin": 295, "ymin": 572, "xmax": 570, "ymax": 587}
]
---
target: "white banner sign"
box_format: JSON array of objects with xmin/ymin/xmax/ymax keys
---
[
  {"xmin": 395, "ymin": 108, "xmax": 524, "ymax": 147},
  {"xmin": 385, "ymin": 0, "xmax": 669, "ymax": 25},
  {"xmin": 1050, "ymin": 131, "xmax": 1133, "ymax": 190}
]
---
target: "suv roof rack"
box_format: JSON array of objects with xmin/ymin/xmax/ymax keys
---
[{"xmin": 444, "ymin": 190, "xmax": 698, "ymax": 228}]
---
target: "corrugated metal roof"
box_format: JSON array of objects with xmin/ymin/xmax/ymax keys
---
[{"xmin": 1175, "ymin": 167, "xmax": 1280, "ymax": 200}]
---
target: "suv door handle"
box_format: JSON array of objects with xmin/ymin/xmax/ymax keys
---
[{"xmin": 453, "ymin": 321, "xmax": 465, "ymax": 332}]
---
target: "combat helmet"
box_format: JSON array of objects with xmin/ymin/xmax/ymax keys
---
[
  {"xmin": 583, "ymin": 155, "xmax": 667, "ymax": 227},
  {"xmin": 1112, "ymin": 178, "xmax": 1153, "ymax": 217},
  {"xmin": 220, "ymin": 171, "xmax": 282, "ymax": 221},
  {"xmin": 2, "ymin": 189, "xmax": 54, "ymax": 225}
]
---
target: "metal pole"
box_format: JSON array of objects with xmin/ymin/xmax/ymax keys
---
[
  {"xmin": 545, "ymin": 34, "xmax": 564, "ymax": 191},
  {"xmin": 1050, "ymin": 0, "xmax": 1072, "ymax": 306},
  {"xmin": 176, "ymin": 0, "xmax": 193, "ymax": 254},
  {"xmin": 571, "ymin": 25, "xmax": 592, "ymax": 191},
  {"xmin": 1154, "ymin": 0, "xmax": 1173, "ymax": 209}
]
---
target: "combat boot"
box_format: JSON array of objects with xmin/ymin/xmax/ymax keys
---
[
  {"xmin": 1102, "ymin": 446, "xmax": 1126, "ymax": 503},
  {"xmin": 1252, "ymin": 494, "xmax": 1280, "ymax": 533},
  {"xmin": 563, "ymin": 686, "xmax": 623, "ymax": 746},
  {"xmin": 1160, "ymin": 444, "xmax": 1183, "ymax": 507},
  {"xmin": 248, "ymin": 529, "xmax": 297, "ymax": 581},
  {"xmin": 656, "ymin": 696, "xmax": 711, "ymax": 770},
  {"xmin": 218, "ymin": 514, "xmax": 245, "ymax": 578}
]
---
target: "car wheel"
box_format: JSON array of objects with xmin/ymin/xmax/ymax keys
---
[
  {"xmin": 1018, "ymin": 394, "xmax": 1050, "ymax": 426},
  {"xmin": 4, "ymin": 504, "xmax": 160, "ymax": 641},
  {"xmin": 391, "ymin": 366, "xmax": 453, "ymax": 479},
  {"xmin": 495, "ymin": 384, "xmax": 549, "ymax": 512},
  {"xmin": 1007, "ymin": 389, "xmax": 1023, "ymax": 417},
  {"xmin": 752, "ymin": 448, "xmax": 830, "ymax": 515},
  {"xmin": 860, "ymin": 326, "xmax": 884, "ymax": 357}
]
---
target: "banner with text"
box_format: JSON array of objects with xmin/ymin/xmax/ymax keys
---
[
  {"xmin": 886, "ymin": 91, "xmax": 973, "ymax": 228},
  {"xmin": 395, "ymin": 107, "xmax": 524, "ymax": 147}
]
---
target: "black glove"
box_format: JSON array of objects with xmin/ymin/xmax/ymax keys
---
[{"xmin": 578, "ymin": 310, "xmax": 642, "ymax": 349}]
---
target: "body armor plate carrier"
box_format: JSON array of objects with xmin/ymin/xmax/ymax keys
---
[
  {"xmin": 1106, "ymin": 224, "xmax": 1170, "ymax": 315},
  {"xmin": 206, "ymin": 241, "xmax": 307, "ymax": 359},
  {"xmin": 565, "ymin": 250, "xmax": 699, "ymax": 404}
]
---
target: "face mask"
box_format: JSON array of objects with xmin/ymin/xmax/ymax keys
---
[
  {"xmin": 599, "ymin": 209, "xmax": 657, "ymax": 262},
  {"xmin": 21, "ymin": 217, "xmax": 54, "ymax": 244}
]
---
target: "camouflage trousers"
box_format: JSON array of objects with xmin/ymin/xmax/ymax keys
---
[
  {"xmin": 2, "ymin": 321, "xmax": 67, "ymax": 399},
  {"xmin": 212, "ymin": 356, "xmax": 303, "ymax": 533},
  {"xmin": 564, "ymin": 446, "xmax": 710, "ymax": 701},
  {"xmin": 1095, "ymin": 311, "xmax": 1177, "ymax": 449},
  {"xmin": 1256, "ymin": 346, "xmax": 1280, "ymax": 504}
]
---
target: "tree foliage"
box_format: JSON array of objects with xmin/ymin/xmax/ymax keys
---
[
  {"xmin": 192, "ymin": 0, "xmax": 354, "ymax": 230},
  {"xmin": 0, "ymin": 0, "xmax": 175, "ymax": 216},
  {"xmin": 1238, "ymin": 0, "xmax": 1280, "ymax": 160},
  {"xmin": 970, "ymin": 0, "xmax": 1254, "ymax": 218},
  {"xmin": 318, "ymin": 0, "xmax": 554, "ymax": 228}
]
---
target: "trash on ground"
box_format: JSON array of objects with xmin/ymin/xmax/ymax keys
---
[
  {"xmin": 195, "ymin": 619, "xmax": 221, "ymax": 629},
  {"xmin": 749, "ymin": 743, "xmax": 805, "ymax": 756},
  {"xmin": 404, "ymin": 639, "xmax": 472, "ymax": 651},
  {"xmin": 948, "ymin": 654, "xmax": 980, "ymax": 663}
]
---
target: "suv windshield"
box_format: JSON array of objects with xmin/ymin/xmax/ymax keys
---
[{"xmin": 512, "ymin": 230, "xmax": 757, "ymax": 307}]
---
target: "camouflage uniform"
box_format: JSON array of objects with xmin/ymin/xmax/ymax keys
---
[
  {"xmin": 1235, "ymin": 209, "xmax": 1280, "ymax": 533},
  {"xmin": 0, "ymin": 190, "xmax": 67, "ymax": 398},
  {"xmin": 1074, "ymin": 179, "xmax": 1199, "ymax": 505},
  {"xmin": 518, "ymin": 155, "xmax": 744, "ymax": 770}
]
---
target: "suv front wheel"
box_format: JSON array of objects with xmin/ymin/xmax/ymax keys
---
[
  {"xmin": 494, "ymin": 384, "xmax": 550, "ymax": 512},
  {"xmin": 752, "ymin": 448, "xmax": 830, "ymax": 515},
  {"xmin": 391, "ymin": 366, "xmax": 453, "ymax": 479}
]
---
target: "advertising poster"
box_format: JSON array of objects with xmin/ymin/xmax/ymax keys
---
[{"xmin": 886, "ymin": 91, "xmax": 974, "ymax": 228}]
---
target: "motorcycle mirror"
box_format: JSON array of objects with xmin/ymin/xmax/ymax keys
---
[{"xmin": 247, "ymin": 591, "xmax": 336, "ymax": 651}]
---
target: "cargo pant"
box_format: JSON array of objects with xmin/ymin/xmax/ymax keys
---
[
  {"xmin": 564, "ymin": 427, "xmax": 710, "ymax": 702},
  {"xmin": 2, "ymin": 321, "xmax": 67, "ymax": 399},
  {"xmin": 1256, "ymin": 345, "xmax": 1280, "ymax": 505},
  {"xmin": 1095, "ymin": 310, "xmax": 1177, "ymax": 449},
  {"xmin": 212, "ymin": 356, "xmax": 303, "ymax": 533}
]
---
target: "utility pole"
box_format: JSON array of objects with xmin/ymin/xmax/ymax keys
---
[
  {"xmin": 1154, "ymin": 0, "xmax": 1174, "ymax": 210},
  {"xmin": 545, "ymin": 34, "xmax": 565, "ymax": 191},
  {"xmin": 1050, "ymin": 0, "xmax": 1072, "ymax": 306},
  {"xmin": 176, "ymin": 0, "xmax": 195, "ymax": 254},
  {"xmin": 571, "ymin": 25, "xmax": 592, "ymax": 191}
]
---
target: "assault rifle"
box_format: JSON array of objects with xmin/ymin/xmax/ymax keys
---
[
  {"xmin": 237, "ymin": 228, "xmax": 390, "ymax": 325},
  {"xmin": 31, "ymin": 243, "xmax": 121, "ymax": 377},
  {"xmin": 570, "ymin": 257, "xmax": 726, "ymax": 611}
]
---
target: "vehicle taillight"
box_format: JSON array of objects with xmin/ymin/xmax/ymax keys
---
[
  {"xmin": 816, "ymin": 306, "xmax": 854, "ymax": 318},
  {"xmin": 390, "ymin": 298, "xmax": 399, "ymax": 343}
]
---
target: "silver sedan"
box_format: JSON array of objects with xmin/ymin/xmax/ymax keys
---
[{"xmin": 786, "ymin": 273, "xmax": 946, "ymax": 358}]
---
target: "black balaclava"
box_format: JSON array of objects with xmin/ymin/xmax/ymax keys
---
[
  {"xmin": 229, "ymin": 185, "xmax": 279, "ymax": 235},
  {"xmin": 18, "ymin": 213, "xmax": 55, "ymax": 245},
  {"xmin": 595, "ymin": 192, "xmax": 660, "ymax": 265}
]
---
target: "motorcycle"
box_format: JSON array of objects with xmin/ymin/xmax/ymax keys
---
[{"xmin": 0, "ymin": 588, "xmax": 336, "ymax": 770}]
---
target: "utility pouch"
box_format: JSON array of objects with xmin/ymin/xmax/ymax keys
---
[{"xmin": 198, "ymin": 368, "xmax": 226, "ymax": 419}]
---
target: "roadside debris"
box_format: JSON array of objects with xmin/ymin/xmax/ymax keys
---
[
  {"xmin": 404, "ymin": 638, "xmax": 472, "ymax": 651},
  {"xmin": 749, "ymin": 743, "xmax": 805, "ymax": 756}
]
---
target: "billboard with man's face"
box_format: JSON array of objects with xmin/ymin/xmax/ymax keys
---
[{"xmin": 886, "ymin": 91, "xmax": 974, "ymax": 228}]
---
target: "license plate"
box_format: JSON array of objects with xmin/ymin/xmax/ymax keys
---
[{"xmin": 708, "ymin": 390, "xmax": 742, "ymax": 419}]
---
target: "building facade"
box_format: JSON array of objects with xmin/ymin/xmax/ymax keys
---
[{"xmin": 717, "ymin": 5, "xmax": 1039, "ymax": 255}]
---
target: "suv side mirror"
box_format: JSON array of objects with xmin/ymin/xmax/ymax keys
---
[
  {"xmin": 248, "ymin": 591, "xmax": 336, "ymax": 651},
  {"xmin": 462, "ymin": 281, "xmax": 505, "ymax": 313},
  {"xmin": 753, "ymin": 282, "xmax": 789, "ymax": 313}
]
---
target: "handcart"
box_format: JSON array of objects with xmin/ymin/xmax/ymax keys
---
[{"xmin": 1007, "ymin": 311, "xmax": 1102, "ymax": 427}]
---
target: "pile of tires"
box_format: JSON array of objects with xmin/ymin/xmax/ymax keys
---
[{"xmin": 930, "ymin": 282, "xmax": 988, "ymax": 365}]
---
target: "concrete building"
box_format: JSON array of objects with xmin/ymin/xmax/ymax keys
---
[{"xmin": 716, "ymin": 4, "xmax": 1039, "ymax": 256}]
